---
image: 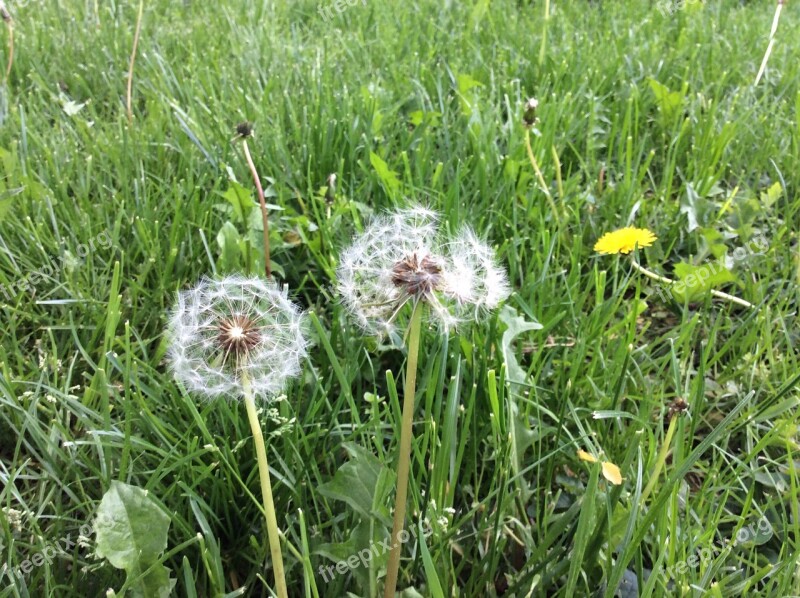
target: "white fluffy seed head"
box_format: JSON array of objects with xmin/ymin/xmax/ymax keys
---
[
  {"xmin": 336, "ymin": 206, "xmax": 511, "ymax": 336},
  {"xmin": 167, "ymin": 275, "xmax": 308, "ymax": 401}
]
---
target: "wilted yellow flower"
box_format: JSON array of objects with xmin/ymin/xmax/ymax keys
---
[
  {"xmin": 594, "ymin": 227, "xmax": 657, "ymax": 255},
  {"xmin": 577, "ymin": 450, "xmax": 623, "ymax": 485}
]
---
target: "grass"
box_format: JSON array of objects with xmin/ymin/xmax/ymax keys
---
[{"xmin": 0, "ymin": 0, "xmax": 799, "ymax": 596}]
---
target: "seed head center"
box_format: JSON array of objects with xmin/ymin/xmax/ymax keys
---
[
  {"xmin": 218, "ymin": 314, "xmax": 261, "ymax": 359},
  {"xmin": 391, "ymin": 252, "xmax": 442, "ymax": 298}
]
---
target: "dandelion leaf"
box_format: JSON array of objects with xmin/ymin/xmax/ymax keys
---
[
  {"xmin": 94, "ymin": 481, "xmax": 175, "ymax": 598},
  {"xmin": 318, "ymin": 442, "xmax": 395, "ymax": 524},
  {"xmin": 499, "ymin": 305, "xmax": 543, "ymax": 386},
  {"xmin": 672, "ymin": 262, "xmax": 737, "ymax": 303}
]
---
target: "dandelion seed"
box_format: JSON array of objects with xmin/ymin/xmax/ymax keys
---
[
  {"xmin": 336, "ymin": 206, "xmax": 510, "ymax": 336},
  {"xmin": 167, "ymin": 275, "xmax": 307, "ymax": 400}
]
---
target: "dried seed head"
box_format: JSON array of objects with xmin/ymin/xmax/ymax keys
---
[
  {"xmin": 668, "ymin": 397, "xmax": 689, "ymax": 420},
  {"xmin": 235, "ymin": 121, "xmax": 254, "ymax": 139},
  {"xmin": 522, "ymin": 97, "xmax": 539, "ymax": 127},
  {"xmin": 336, "ymin": 206, "xmax": 511, "ymax": 336},
  {"xmin": 217, "ymin": 314, "xmax": 261, "ymax": 359},
  {"xmin": 391, "ymin": 252, "xmax": 442, "ymax": 298}
]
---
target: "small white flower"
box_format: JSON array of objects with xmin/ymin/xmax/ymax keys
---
[
  {"xmin": 2, "ymin": 507, "xmax": 24, "ymax": 533},
  {"xmin": 167, "ymin": 275, "xmax": 308, "ymax": 400},
  {"xmin": 337, "ymin": 206, "xmax": 510, "ymax": 336}
]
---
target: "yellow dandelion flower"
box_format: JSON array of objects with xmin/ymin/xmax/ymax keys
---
[
  {"xmin": 594, "ymin": 227, "xmax": 657, "ymax": 255},
  {"xmin": 577, "ymin": 450, "xmax": 623, "ymax": 485}
]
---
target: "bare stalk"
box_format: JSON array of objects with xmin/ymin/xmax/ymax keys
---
[
  {"xmin": 630, "ymin": 260, "xmax": 753, "ymax": 309},
  {"xmin": 242, "ymin": 139, "xmax": 272, "ymax": 278}
]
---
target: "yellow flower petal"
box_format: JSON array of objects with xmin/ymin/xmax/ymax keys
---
[
  {"xmin": 601, "ymin": 461, "xmax": 623, "ymax": 486},
  {"xmin": 577, "ymin": 449, "xmax": 598, "ymax": 463},
  {"xmin": 594, "ymin": 227, "xmax": 657, "ymax": 255}
]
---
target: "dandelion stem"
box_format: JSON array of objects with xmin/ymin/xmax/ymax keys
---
[
  {"xmin": 242, "ymin": 139, "xmax": 272, "ymax": 279},
  {"xmin": 243, "ymin": 374, "xmax": 288, "ymax": 598},
  {"xmin": 524, "ymin": 128, "xmax": 560, "ymax": 222},
  {"xmin": 640, "ymin": 411, "xmax": 679, "ymax": 504},
  {"xmin": 630, "ymin": 259, "xmax": 754, "ymax": 309},
  {"xmin": 384, "ymin": 300, "xmax": 424, "ymax": 598},
  {"xmin": 126, "ymin": 0, "xmax": 143, "ymax": 125}
]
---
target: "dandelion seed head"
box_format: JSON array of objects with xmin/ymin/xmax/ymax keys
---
[
  {"xmin": 336, "ymin": 206, "xmax": 511, "ymax": 336},
  {"xmin": 167, "ymin": 275, "xmax": 308, "ymax": 400}
]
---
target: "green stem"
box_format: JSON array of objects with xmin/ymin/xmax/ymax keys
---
[
  {"xmin": 383, "ymin": 301, "xmax": 424, "ymax": 598},
  {"xmin": 538, "ymin": 0, "xmax": 550, "ymax": 66},
  {"xmin": 640, "ymin": 413, "xmax": 678, "ymax": 504},
  {"xmin": 524, "ymin": 128, "xmax": 560, "ymax": 223},
  {"xmin": 243, "ymin": 375, "xmax": 288, "ymax": 598},
  {"xmin": 126, "ymin": 0, "xmax": 143, "ymax": 125}
]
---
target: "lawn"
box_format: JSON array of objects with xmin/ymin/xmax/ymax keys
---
[{"xmin": 1, "ymin": 0, "xmax": 799, "ymax": 596}]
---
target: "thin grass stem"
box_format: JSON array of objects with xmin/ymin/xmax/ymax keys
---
[
  {"xmin": 524, "ymin": 128, "xmax": 560, "ymax": 222},
  {"xmin": 126, "ymin": 0, "xmax": 144, "ymax": 125}
]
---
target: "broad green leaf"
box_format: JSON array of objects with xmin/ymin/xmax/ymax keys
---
[
  {"xmin": 220, "ymin": 180, "xmax": 255, "ymax": 223},
  {"xmin": 760, "ymin": 181, "xmax": 782, "ymax": 208},
  {"xmin": 498, "ymin": 305, "xmax": 543, "ymax": 386},
  {"xmin": 408, "ymin": 110, "xmax": 441, "ymax": 127},
  {"xmin": 409, "ymin": 111, "xmax": 424, "ymax": 127},
  {"xmin": 315, "ymin": 516, "xmax": 391, "ymax": 591},
  {"xmin": 318, "ymin": 442, "xmax": 395, "ymax": 522},
  {"xmin": 671, "ymin": 262, "xmax": 737, "ymax": 303},
  {"xmin": 699, "ymin": 227, "xmax": 728, "ymax": 259},
  {"xmin": 456, "ymin": 73, "xmax": 482, "ymax": 94},
  {"xmin": 216, "ymin": 221, "xmax": 241, "ymax": 272},
  {"xmin": 134, "ymin": 564, "xmax": 174, "ymax": 598},
  {"xmin": 94, "ymin": 481, "xmax": 174, "ymax": 598},
  {"xmin": 648, "ymin": 78, "xmax": 682, "ymax": 124},
  {"xmin": 456, "ymin": 73, "xmax": 483, "ymax": 117},
  {"xmin": 369, "ymin": 152, "xmax": 401, "ymax": 197}
]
